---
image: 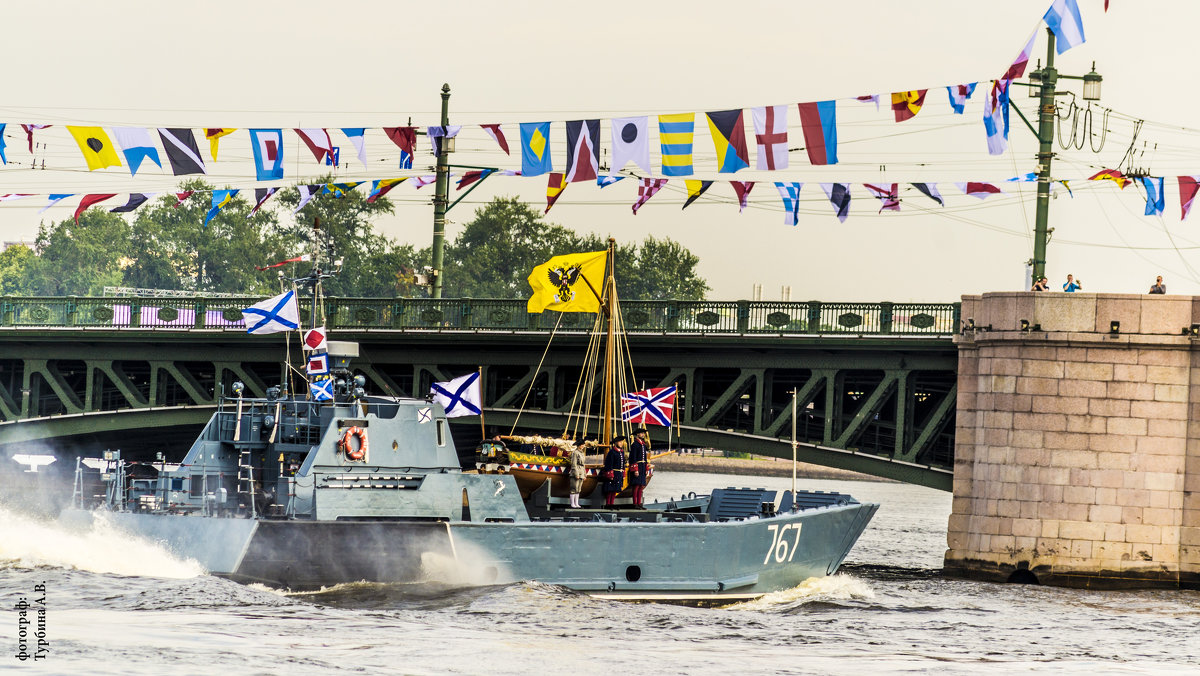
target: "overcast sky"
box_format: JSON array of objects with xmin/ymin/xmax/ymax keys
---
[{"xmin": 1, "ymin": 0, "xmax": 1196, "ymax": 301}]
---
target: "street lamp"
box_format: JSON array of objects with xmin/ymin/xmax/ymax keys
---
[
  {"xmin": 1082, "ymin": 63, "xmax": 1102, "ymax": 101},
  {"xmin": 1022, "ymin": 30, "xmax": 1103, "ymax": 284}
]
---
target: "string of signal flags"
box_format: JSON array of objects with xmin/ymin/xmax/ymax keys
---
[
  {"xmin": 0, "ymin": 0, "xmax": 1113, "ymax": 227},
  {"xmin": 2, "ymin": 168, "xmax": 1190, "ymax": 230}
]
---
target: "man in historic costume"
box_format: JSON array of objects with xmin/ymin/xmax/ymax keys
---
[
  {"xmin": 568, "ymin": 440, "xmax": 587, "ymax": 509},
  {"xmin": 603, "ymin": 435, "xmax": 628, "ymax": 507},
  {"xmin": 627, "ymin": 427, "xmax": 651, "ymax": 508}
]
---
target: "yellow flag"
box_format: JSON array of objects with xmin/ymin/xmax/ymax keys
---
[
  {"xmin": 527, "ymin": 250, "xmax": 607, "ymax": 313},
  {"xmin": 67, "ymin": 126, "xmax": 122, "ymax": 171},
  {"xmin": 205, "ymin": 128, "xmax": 237, "ymax": 160}
]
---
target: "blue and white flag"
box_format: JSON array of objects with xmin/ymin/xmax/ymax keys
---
[
  {"xmin": 1140, "ymin": 176, "xmax": 1165, "ymax": 216},
  {"xmin": 430, "ymin": 371, "xmax": 482, "ymax": 418},
  {"xmin": 0, "ymin": 123, "xmax": 7, "ymax": 164},
  {"xmin": 249, "ymin": 129, "xmax": 284, "ymax": 181},
  {"xmin": 39, "ymin": 193, "xmax": 75, "ymax": 214},
  {"xmin": 112, "ymin": 127, "xmax": 162, "ymax": 176},
  {"xmin": 427, "ymin": 125, "xmax": 461, "ymax": 157},
  {"xmin": 946, "ymin": 84, "xmax": 977, "ymax": 115},
  {"xmin": 984, "ymin": 79, "xmax": 1011, "ymax": 156},
  {"xmin": 775, "ymin": 182, "xmax": 803, "ymax": 226},
  {"xmin": 340, "ymin": 128, "xmax": 368, "ymax": 168},
  {"xmin": 242, "ymin": 290, "xmax": 299, "ymax": 335},
  {"xmin": 597, "ymin": 175, "xmax": 625, "ymax": 188},
  {"xmin": 1043, "ymin": 0, "xmax": 1086, "ymax": 54},
  {"xmin": 310, "ymin": 375, "xmax": 334, "ymax": 402}
]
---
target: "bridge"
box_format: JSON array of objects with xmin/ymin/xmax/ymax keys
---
[{"xmin": 0, "ymin": 296, "xmax": 960, "ymax": 490}]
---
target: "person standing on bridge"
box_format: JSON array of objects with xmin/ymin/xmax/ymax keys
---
[
  {"xmin": 1062, "ymin": 274, "xmax": 1082, "ymax": 292},
  {"xmin": 1032, "ymin": 276, "xmax": 1048, "ymax": 291},
  {"xmin": 628, "ymin": 428, "xmax": 651, "ymax": 509},
  {"xmin": 603, "ymin": 436, "xmax": 628, "ymax": 508},
  {"xmin": 1149, "ymin": 276, "xmax": 1166, "ymax": 294}
]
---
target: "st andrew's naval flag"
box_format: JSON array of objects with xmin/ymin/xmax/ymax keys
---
[
  {"xmin": 621, "ymin": 385, "xmax": 677, "ymax": 427},
  {"xmin": 242, "ymin": 290, "xmax": 299, "ymax": 335},
  {"xmin": 430, "ymin": 372, "xmax": 482, "ymax": 418}
]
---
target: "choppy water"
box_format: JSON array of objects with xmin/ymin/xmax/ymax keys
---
[{"xmin": 2, "ymin": 472, "xmax": 1198, "ymax": 674}]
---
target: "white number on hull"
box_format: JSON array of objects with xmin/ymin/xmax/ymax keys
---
[{"xmin": 763, "ymin": 523, "xmax": 803, "ymax": 564}]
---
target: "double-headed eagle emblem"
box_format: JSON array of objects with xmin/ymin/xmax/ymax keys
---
[{"xmin": 548, "ymin": 264, "xmax": 583, "ymax": 302}]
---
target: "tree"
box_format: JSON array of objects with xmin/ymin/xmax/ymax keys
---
[
  {"xmin": 275, "ymin": 178, "xmax": 422, "ymax": 297},
  {"xmin": 441, "ymin": 197, "xmax": 583, "ymax": 298},
  {"xmin": 128, "ymin": 179, "xmax": 292, "ymax": 294},
  {"xmin": 21, "ymin": 210, "xmax": 132, "ymax": 295},
  {"xmin": 0, "ymin": 244, "xmax": 33, "ymax": 295},
  {"xmin": 445, "ymin": 197, "xmax": 710, "ymax": 300}
]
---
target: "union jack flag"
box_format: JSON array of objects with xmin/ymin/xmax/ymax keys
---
[{"xmin": 621, "ymin": 385, "xmax": 677, "ymax": 426}]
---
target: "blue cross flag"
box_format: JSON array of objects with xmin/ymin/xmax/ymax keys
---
[
  {"xmin": 242, "ymin": 290, "xmax": 299, "ymax": 335},
  {"xmin": 310, "ymin": 374, "xmax": 334, "ymax": 402},
  {"xmin": 430, "ymin": 371, "xmax": 482, "ymax": 418}
]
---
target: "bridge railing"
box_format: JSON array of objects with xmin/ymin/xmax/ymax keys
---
[{"xmin": 0, "ymin": 296, "xmax": 961, "ymax": 335}]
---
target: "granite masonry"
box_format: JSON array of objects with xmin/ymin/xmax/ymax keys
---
[{"xmin": 944, "ymin": 292, "xmax": 1199, "ymax": 588}]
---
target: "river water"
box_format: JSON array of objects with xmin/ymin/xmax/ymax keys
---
[{"xmin": 2, "ymin": 472, "xmax": 1197, "ymax": 675}]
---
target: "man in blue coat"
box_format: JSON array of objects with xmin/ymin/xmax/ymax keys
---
[
  {"xmin": 628, "ymin": 428, "xmax": 650, "ymax": 509},
  {"xmin": 603, "ymin": 435, "xmax": 628, "ymax": 507}
]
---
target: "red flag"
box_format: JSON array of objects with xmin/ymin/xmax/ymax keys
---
[
  {"xmin": 294, "ymin": 129, "xmax": 333, "ymax": 164},
  {"xmin": 255, "ymin": 253, "xmax": 311, "ymax": 271},
  {"xmin": 173, "ymin": 191, "xmax": 195, "ymax": 208},
  {"xmin": 480, "ymin": 124, "xmax": 510, "ymax": 154},
  {"xmin": 303, "ymin": 326, "xmax": 327, "ymax": 351},
  {"xmin": 545, "ymin": 173, "xmax": 566, "ymax": 213},
  {"xmin": 731, "ymin": 181, "xmax": 754, "ymax": 213},
  {"xmin": 74, "ymin": 194, "xmax": 117, "ymax": 224},
  {"xmin": 1180, "ymin": 176, "xmax": 1200, "ymax": 221},
  {"xmin": 383, "ymin": 127, "xmax": 417, "ymax": 168},
  {"xmin": 21, "ymin": 124, "xmax": 50, "ymax": 153}
]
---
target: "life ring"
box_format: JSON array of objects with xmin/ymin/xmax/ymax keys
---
[{"xmin": 339, "ymin": 426, "xmax": 368, "ymax": 461}]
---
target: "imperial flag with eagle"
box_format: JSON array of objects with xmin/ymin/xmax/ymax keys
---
[{"xmin": 526, "ymin": 250, "xmax": 607, "ymax": 313}]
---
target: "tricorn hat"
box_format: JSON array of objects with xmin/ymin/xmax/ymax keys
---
[
  {"xmin": 611, "ymin": 435, "xmax": 628, "ymax": 444},
  {"xmin": 634, "ymin": 427, "xmax": 649, "ymax": 435}
]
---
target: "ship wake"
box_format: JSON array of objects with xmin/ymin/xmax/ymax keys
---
[
  {"xmin": 0, "ymin": 507, "xmax": 204, "ymax": 579},
  {"xmin": 726, "ymin": 574, "xmax": 875, "ymax": 611}
]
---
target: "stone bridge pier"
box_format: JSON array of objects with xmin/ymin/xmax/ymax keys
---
[{"xmin": 945, "ymin": 292, "xmax": 1199, "ymax": 588}]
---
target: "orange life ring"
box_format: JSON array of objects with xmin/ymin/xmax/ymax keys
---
[{"xmin": 338, "ymin": 426, "xmax": 368, "ymax": 461}]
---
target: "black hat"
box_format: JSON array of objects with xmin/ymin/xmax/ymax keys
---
[
  {"xmin": 611, "ymin": 435, "xmax": 628, "ymax": 444},
  {"xmin": 634, "ymin": 427, "xmax": 648, "ymax": 435}
]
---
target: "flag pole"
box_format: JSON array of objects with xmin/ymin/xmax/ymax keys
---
[
  {"xmin": 791, "ymin": 387, "xmax": 798, "ymax": 512},
  {"xmin": 478, "ymin": 366, "xmax": 486, "ymax": 441}
]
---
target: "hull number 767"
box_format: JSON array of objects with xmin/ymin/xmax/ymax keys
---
[{"xmin": 764, "ymin": 523, "xmax": 803, "ymax": 564}]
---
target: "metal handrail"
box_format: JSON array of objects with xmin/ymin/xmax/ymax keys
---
[{"xmin": 0, "ymin": 296, "xmax": 961, "ymax": 335}]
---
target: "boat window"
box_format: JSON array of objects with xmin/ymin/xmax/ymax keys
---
[
  {"xmin": 436, "ymin": 419, "xmax": 446, "ymax": 447},
  {"xmin": 189, "ymin": 475, "xmax": 204, "ymax": 498}
]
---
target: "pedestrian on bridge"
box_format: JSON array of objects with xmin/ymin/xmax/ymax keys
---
[
  {"xmin": 1062, "ymin": 274, "xmax": 1082, "ymax": 292},
  {"xmin": 1149, "ymin": 276, "xmax": 1166, "ymax": 294},
  {"xmin": 1032, "ymin": 277, "xmax": 1048, "ymax": 291}
]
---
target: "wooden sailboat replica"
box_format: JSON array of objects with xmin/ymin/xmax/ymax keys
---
[{"xmin": 488, "ymin": 240, "xmax": 661, "ymax": 503}]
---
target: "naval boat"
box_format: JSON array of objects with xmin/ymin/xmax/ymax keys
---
[{"xmin": 58, "ymin": 239, "xmax": 878, "ymax": 602}]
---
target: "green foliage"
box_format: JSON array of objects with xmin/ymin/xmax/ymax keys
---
[
  {"xmin": 0, "ymin": 244, "xmax": 34, "ymax": 295},
  {"xmin": 22, "ymin": 210, "xmax": 132, "ymax": 295},
  {"xmin": 276, "ymin": 178, "xmax": 423, "ymax": 297},
  {"xmin": 128, "ymin": 179, "xmax": 292, "ymax": 294},
  {"xmin": 447, "ymin": 197, "xmax": 709, "ymax": 300}
]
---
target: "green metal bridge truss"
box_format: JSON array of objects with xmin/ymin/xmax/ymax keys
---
[{"xmin": 0, "ymin": 297, "xmax": 960, "ymax": 490}]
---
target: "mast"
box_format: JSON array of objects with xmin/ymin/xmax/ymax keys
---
[{"xmin": 600, "ymin": 237, "xmax": 617, "ymax": 446}]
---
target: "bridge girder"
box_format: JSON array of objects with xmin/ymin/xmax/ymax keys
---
[{"xmin": 0, "ymin": 330, "xmax": 957, "ymax": 488}]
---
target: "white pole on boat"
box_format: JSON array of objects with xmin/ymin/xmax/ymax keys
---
[{"xmin": 791, "ymin": 387, "xmax": 798, "ymax": 512}]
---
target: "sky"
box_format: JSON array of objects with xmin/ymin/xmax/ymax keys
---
[{"xmin": 0, "ymin": 0, "xmax": 1197, "ymax": 302}]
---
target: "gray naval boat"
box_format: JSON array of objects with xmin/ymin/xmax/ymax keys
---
[
  {"xmin": 59, "ymin": 339, "xmax": 878, "ymax": 601},
  {"xmin": 58, "ymin": 238, "xmax": 878, "ymax": 601}
]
